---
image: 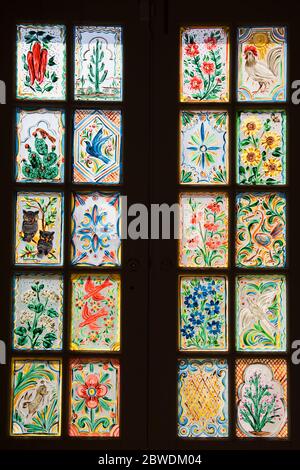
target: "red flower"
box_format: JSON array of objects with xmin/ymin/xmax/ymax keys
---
[
  {"xmin": 206, "ymin": 238, "xmax": 222, "ymax": 250},
  {"xmin": 185, "ymin": 43, "xmax": 199, "ymax": 57},
  {"xmin": 204, "ymin": 36, "xmax": 217, "ymax": 50},
  {"xmin": 204, "ymin": 222, "xmax": 219, "ymax": 232},
  {"xmin": 207, "ymin": 202, "xmax": 221, "ymax": 213},
  {"xmin": 191, "ymin": 212, "xmax": 202, "ymax": 224},
  {"xmin": 201, "ymin": 61, "xmax": 215, "ymax": 75},
  {"xmin": 189, "ymin": 76, "xmax": 203, "ymax": 90},
  {"xmin": 244, "ymin": 45, "xmax": 258, "ymax": 57},
  {"xmin": 77, "ymin": 374, "xmax": 108, "ymax": 409}
]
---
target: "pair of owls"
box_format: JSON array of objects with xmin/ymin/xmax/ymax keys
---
[{"xmin": 22, "ymin": 210, "xmax": 54, "ymax": 256}]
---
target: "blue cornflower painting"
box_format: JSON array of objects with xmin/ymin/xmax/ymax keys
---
[{"xmin": 179, "ymin": 276, "xmax": 227, "ymax": 351}]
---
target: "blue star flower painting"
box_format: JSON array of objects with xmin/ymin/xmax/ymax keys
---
[
  {"xmin": 71, "ymin": 192, "xmax": 121, "ymax": 266},
  {"xmin": 179, "ymin": 276, "xmax": 227, "ymax": 351},
  {"xmin": 180, "ymin": 111, "xmax": 229, "ymax": 184}
]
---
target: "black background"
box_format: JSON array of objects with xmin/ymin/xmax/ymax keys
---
[{"xmin": 0, "ymin": 0, "xmax": 299, "ymax": 456}]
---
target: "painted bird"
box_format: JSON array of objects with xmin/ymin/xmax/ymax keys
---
[
  {"xmin": 79, "ymin": 303, "xmax": 108, "ymax": 330},
  {"xmin": 244, "ymin": 45, "xmax": 282, "ymax": 95},
  {"xmin": 84, "ymin": 276, "xmax": 112, "ymax": 301},
  {"xmin": 85, "ymin": 127, "xmax": 112, "ymax": 164}
]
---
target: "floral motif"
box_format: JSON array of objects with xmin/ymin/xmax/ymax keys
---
[
  {"xmin": 237, "ymin": 111, "xmax": 286, "ymax": 185},
  {"xmin": 180, "ymin": 111, "xmax": 228, "ymax": 184},
  {"xmin": 69, "ymin": 360, "xmax": 120, "ymax": 437},
  {"xmin": 13, "ymin": 274, "xmax": 63, "ymax": 350},
  {"xmin": 71, "ymin": 192, "xmax": 121, "ymax": 266},
  {"xmin": 236, "ymin": 192, "xmax": 286, "ymax": 267},
  {"xmin": 236, "ymin": 275, "xmax": 286, "ymax": 351},
  {"xmin": 236, "ymin": 361, "xmax": 287, "ymax": 438},
  {"xmin": 181, "ymin": 27, "xmax": 229, "ymax": 102},
  {"xmin": 71, "ymin": 274, "xmax": 120, "ymax": 351},
  {"xmin": 180, "ymin": 276, "xmax": 227, "ymax": 351},
  {"xmin": 180, "ymin": 193, "xmax": 228, "ymax": 267}
]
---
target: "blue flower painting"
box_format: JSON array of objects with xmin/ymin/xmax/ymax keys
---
[{"xmin": 179, "ymin": 276, "xmax": 227, "ymax": 351}]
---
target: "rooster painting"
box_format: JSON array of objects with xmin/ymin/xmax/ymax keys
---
[{"xmin": 244, "ymin": 44, "xmax": 282, "ymax": 95}]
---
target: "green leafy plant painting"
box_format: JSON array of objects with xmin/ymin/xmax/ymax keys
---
[
  {"xmin": 237, "ymin": 361, "xmax": 287, "ymax": 438},
  {"xmin": 181, "ymin": 27, "xmax": 229, "ymax": 102},
  {"xmin": 13, "ymin": 274, "xmax": 63, "ymax": 350}
]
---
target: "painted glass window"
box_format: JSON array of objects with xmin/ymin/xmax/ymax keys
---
[
  {"xmin": 69, "ymin": 359, "xmax": 120, "ymax": 437},
  {"xmin": 179, "ymin": 192, "xmax": 228, "ymax": 267},
  {"xmin": 15, "ymin": 108, "xmax": 65, "ymax": 183},
  {"xmin": 178, "ymin": 358, "xmax": 228, "ymax": 438},
  {"xmin": 236, "ymin": 359, "xmax": 287, "ymax": 438},
  {"xmin": 179, "ymin": 276, "xmax": 227, "ymax": 351},
  {"xmin": 180, "ymin": 110, "xmax": 229, "ymax": 184},
  {"xmin": 11, "ymin": 359, "xmax": 62, "ymax": 436},
  {"xmin": 236, "ymin": 275, "xmax": 286, "ymax": 352},
  {"xmin": 70, "ymin": 273, "xmax": 120, "ymax": 351},
  {"xmin": 16, "ymin": 24, "xmax": 66, "ymax": 100},
  {"xmin": 15, "ymin": 192, "xmax": 64, "ymax": 266},
  {"xmin": 73, "ymin": 109, "xmax": 122, "ymax": 184},
  {"xmin": 13, "ymin": 274, "xmax": 63, "ymax": 351},
  {"xmin": 180, "ymin": 26, "xmax": 229, "ymax": 102},
  {"xmin": 71, "ymin": 192, "xmax": 121, "ymax": 266},
  {"xmin": 237, "ymin": 27, "xmax": 287, "ymax": 102},
  {"xmin": 237, "ymin": 110, "xmax": 286, "ymax": 185},
  {"xmin": 74, "ymin": 26, "xmax": 123, "ymax": 101},
  {"xmin": 236, "ymin": 192, "xmax": 286, "ymax": 268}
]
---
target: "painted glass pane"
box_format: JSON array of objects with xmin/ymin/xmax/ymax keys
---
[
  {"xmin": 236, "ymin": 359, "xmax": 287, "ymax": 438},
  {"xmin": 237, "ymin": 110, "xmax": 286, "ymax": 185},
  {"xmin": 179, "ymin": 276, "xmax": 227, "ymax": 351},
  {"xmin": 70, "ymin": 273, "xmax": 120, "ymax": 351},
  {"xmin": 69, "ymin": 359, "xmax": 120, "ymax": 437},
  {"xmin": 74, "ymin": 26, "xmax": 123, "ymax": 101},
  {"xmin": 13, "ymin": 274, "xmax": 63, "ymax": 351},
  {"xmin": 180, "ymin": 111, "xmax": 229, "ymax": 184},
  {"xmin": 178, "ymin": 358, "xmax": 228, "ymax": 438},
  {"xmin": 180, "ymin": 27, "xmax": 229, "ymax": 102},
  {"xmin": 16, "ymin": 108, "xmax": 65, "ymax": 183},
  {"xmin": 236, "ymin": 275, "xmax": 286, "ymax": 352},
  {"xmin": 73, "ymin": 109, "xmax": 122, "ymax": 184},
  {"xmin": 15, "ymin": 192, "xmax": 64, "ymax": 266},
  {"xmin": 71, "ymin": 192, "xmax": 121, "ymax": 266},
  {"xmin": 236, "ymin": 192, "xmax": 286, "ymax": 267},
  {"xmin": 11, "ymin": 359, "xmax": 62, "ymax": 436},
  {"xmin": 179, "ymin": 192, "xmax": 228, "ymax": 267},
  {"xmin": 16, "ymin": 24, "xmax": 66, "ymax": 100},
  {"xmin": 237, "ymin": 27, "xmax": 287, "ymax": 102}
]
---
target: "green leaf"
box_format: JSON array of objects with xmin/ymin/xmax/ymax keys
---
[
  {"xmin": 47, "ymin": 308, "xmax": 58, "ymax": 318},
  {"xmin": 15, "ymin": 326, "xmax": 27, "ymax": 336}
]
